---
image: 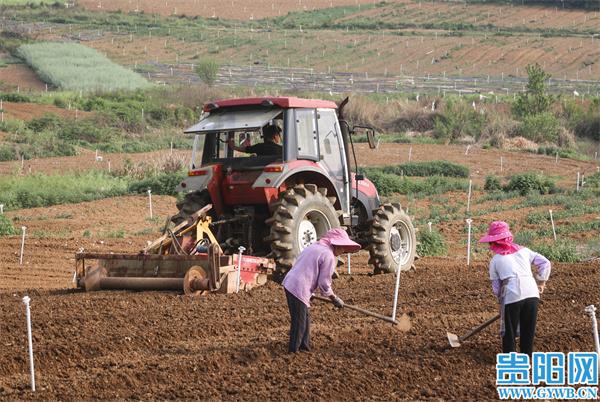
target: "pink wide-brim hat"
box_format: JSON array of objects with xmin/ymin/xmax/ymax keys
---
[
  {"xmin": 478, "ymin": 221, "xmax": 514, "ymax": 243},
  {"xmin": 323, "ymin": 228, "xmax": 361, "ymax": 252}
]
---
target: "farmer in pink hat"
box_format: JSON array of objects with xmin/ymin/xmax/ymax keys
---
[
  {"xmin": 282, "ymin": 228, "xmax": 361, "ymax": 353},
  {"xmin": 479, "ymin": 221, "xmax": 551, "ymax": 356}
]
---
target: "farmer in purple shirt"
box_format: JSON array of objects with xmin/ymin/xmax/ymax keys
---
[{"xmin": 282, "ymin": 228, "xmax": 361, "ymax": 353}]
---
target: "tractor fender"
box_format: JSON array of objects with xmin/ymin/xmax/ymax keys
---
[
  {"xmin": 254, "ymin": 163, "xmax": 344, "ymax": 211},
  {"xmin": 176, "ymin": 167, "xmax": 213, "ymax": 193},
  {"xmin": 352, "ymin": 187, "xmax": 380, "ymax": 221},
  {"xmin": 350, "ymin": 175, "xmax": 380, "ymax": 220}
]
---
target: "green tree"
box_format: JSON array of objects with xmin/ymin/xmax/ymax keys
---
[
  {"xmin": 194, "ymin": 59, "xmax": 219, "ymax": 87},
  {"xmin": 512, "ymin": 63, "xmax": 553, "ymax": 118}
]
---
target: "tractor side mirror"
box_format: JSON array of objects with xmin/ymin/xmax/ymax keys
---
[
  {"xmin": 366, "ymin": 129, "xmax": 378, "ymax": 150},
  {"xmin": 351, "ymin": 125, "xmax": 379, "ymax": 150},
  {"xmin": 355, "ymin": 174, "xmax": 364, "ymax": 181}
]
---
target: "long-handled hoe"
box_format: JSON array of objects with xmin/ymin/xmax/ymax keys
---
[
  {"xmin": 446, "ymin": 314, "xmax": 500, "ymax": 348},
  {"xmin": 313, "ymin": 295, "xmax": 411, "ymax": 332}
]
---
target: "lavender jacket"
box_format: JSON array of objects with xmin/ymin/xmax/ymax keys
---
[{"xmin": 282, "ymin": 240, "xmax": 336, "ymax": 307}]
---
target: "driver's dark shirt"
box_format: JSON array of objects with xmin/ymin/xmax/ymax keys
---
[{"xmin": 245, "ymin": 141, "xmax": 282, "ymax": 156}]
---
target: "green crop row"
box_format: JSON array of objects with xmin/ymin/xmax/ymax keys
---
[{"xmin": 16, "ymin": 42, "xmax": 152, "ymax": 91}]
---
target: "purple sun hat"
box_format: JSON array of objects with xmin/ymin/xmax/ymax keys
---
[{"xmin": 322, "ymin": 228, "xmax": 361, "ymax": 252}]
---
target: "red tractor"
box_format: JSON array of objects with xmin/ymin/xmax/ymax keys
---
[{"xmin": 174, "ymin": 96, "xmax": 417, "ymax": 276}]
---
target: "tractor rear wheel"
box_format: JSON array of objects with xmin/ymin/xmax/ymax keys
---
[
  {"xmin": 171, "ymin": 190, "xmax": 211, "ymax": 225},
  {"xmin": 368, "ymin": 203, "xmax": 416, "ymax": 274},
  {"xmin": 266, "ymin": 184, "xmax": 341, "ymax": 277}
]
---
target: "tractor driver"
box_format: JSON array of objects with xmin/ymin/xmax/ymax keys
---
[{"xmin": 227, "ymin": 125, "xmax": 282, "ymax": 157}]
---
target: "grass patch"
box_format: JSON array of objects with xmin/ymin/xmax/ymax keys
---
[
  {"xmin": 0, "ymin": 171, "xmax": 129, "ymax": 210},
  {"xmin": 16, "ymin": 42, "xmax": 152, "ymax": 91},
  {"xmin": 365, "ymin": 161, "xmax": 469, "ymax": 178},
  {"xmin": 363, "ymin": 171, "xmax": 468, "ymax": 197},
  {"xmin": 0, "ymin": 215, "xmax": 17, "ymax": 236},
  {"xmin": 531, "ymin": 240, "xmax": 581, "ymax": 263}
]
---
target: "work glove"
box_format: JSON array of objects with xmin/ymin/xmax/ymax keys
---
[{"xmin": 331, "ymin": 296, "xmax": 344, "ymax": 309}]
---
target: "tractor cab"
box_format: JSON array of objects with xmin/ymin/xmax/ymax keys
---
[{"xmin": 175, "ymin": 96, "xmax": 417, "ymax": 275}]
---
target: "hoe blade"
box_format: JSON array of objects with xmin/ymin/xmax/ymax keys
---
[
  {"xmin": 395, "ymin": 313, "xmax": 412, "ymax": 333},
  {"xmin": 446, "ymin": 331, "xmax": 461, "ymax": 348}
]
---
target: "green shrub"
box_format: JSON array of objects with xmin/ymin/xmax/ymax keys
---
[
  {"xmin": 433, "ymin": 97, "xmax": 486, "ymax": 142},
  {"xmin": 574, "ymin": 114, "xmax": 600, "ymax": 141},
  {"xmin": 587, "ymin": 171, "xmax": 600, "ymax": 188},
  {"xmin": 536, "ymin": 146, "xmax": 582, "ymax": 160},
  {"xmin": 128, "ymin": 171, "xmax": 186, "ymax": 196},
  {"xmin": 194, "ymin": 58, "xmax": 219, "ymax": 87},
  {"xmin": 417, "ymin": 230, "xmax": 448, "ymax": 256},
  {"xmin": 372, "ymin": 161, "xmax": 469, "ymax": 178},
  {"xmin": 0, "ymin": 145, "xmax": 16, "ymax": 162},
  {"xmin": 0, "ymin": 118, "xmax": 26, "ymax": 133},
  {"xmin": 484, "ymin": 175, "xmax": 502, "ymax": 191},
  {"xmin": 0, "ymin": 215, "xmax": 16, "ymax": 236},
  {"xmin": 52, "ymin": 96, "xmax": 67, "ymax": 108},
  {"xmin": 504, "ymin": 172, "xmax": 556, "ymax": 195},
  {"xmin": 27, "ymin": 113, "xmax": 62, "ymax": 132},
  {"xmin": 0, "ymin": 92, "xmax": 31, "ymax": 103},
  {"xmin": 512, "ymin": 63, "xmax": 553, "ymax": 118},
  {"xmin": 532, "ymin": 240, "xmax": 580, "ymax": 263},
  {"xmin": 518, "ymin": 112, "xmax": 560, "ymax": 143},
  {"xmin": 514, "ymin": 231, "xmax": 535, "ymax": 246}
]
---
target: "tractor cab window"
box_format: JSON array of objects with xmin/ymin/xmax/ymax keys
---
[
  {"xmin": 186, "ymin": 108, "xmax": 285, "ymax": 167},
  {"xmin": 295, "ymin": 109, "xmax": 318, "ymax": 161}
]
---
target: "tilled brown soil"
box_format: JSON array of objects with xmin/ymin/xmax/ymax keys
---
[{"xmin": 0, "ymin": 257, "xmax": 598, "ymax": 400}]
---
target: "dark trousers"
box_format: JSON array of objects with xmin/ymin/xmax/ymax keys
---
[
  {"xmin": 502, "ymin": 297, "xmax": 539, "ymax": 356},
  {"xmin": 285, "ymin": 289, "xmax": 310, "ymax": 353}
]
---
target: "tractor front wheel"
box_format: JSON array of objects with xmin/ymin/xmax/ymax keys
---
[
  {"xmin": 368, "ymin": 203, "xmax": 417, "ymax": 274},
  {"xmin": 266, "ymin": 184, "xmax": 341, "ymax": 277}
]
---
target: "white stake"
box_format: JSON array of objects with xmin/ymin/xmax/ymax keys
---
[
  {"xmin": 466, "ymin": 219, "xmax": 473, "ymax": 266},
  {"xmin": 236, "ymin": 246, "xmax": 246, "ymax": 293},
  {"xmin": 577, "ymin": 172, "xmax": 580, "ymax": 192},
  {"xmin": 22, "ymin": 296, "xmax": 36, "ymax": 392},
  {"xmin": 347, "ymin": 253, "xmax": 351, "ymax": 275},
  {"xmin": 0, "ymin": 204, "xmax": 3, "ymax": 214},
  {"xmin": 584, "ymin": 305, "xmax": 600, "ymax": 372},
  {"xmin": 147, "ymin": 189, "xmax": 153, "ymax": 218},
  {"xmin": 466, "ymin": 179, "xmax": 473, "ymax": 213},
  {"xmin": 391, "ymin": 259, "xmax": 402, "ymax": 322},
  {"xmin": 428, "ymin": 222, "xmax": 432, "ymax": 233},
  {"xmin": 20, "ymin": 226, "xmax": 27, "ymax": 265},
  {"xmin": 555, "ymin": 152, "xmax": 559, "ymax": 164},
  {"xmin": 549, "ymin": 209, "xmax": 557, "ymax": 241},
  {"xmin": 465, "ymin": 145, "xmax": 471, "ymax": 155},
  {"xmin": 170, "ymin": 140, "xmax": 173, "ymax": 154},
  {"xmin": 500, "ymin": 156, "xmax": 503, "ymax": 172},
  {"xmin": 107, "ymin": 160, "xmax": 111, "ymax": 173},
  {"xmin": 408, "ymin": 146, "xmax": 412, "ymax": 162}
]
